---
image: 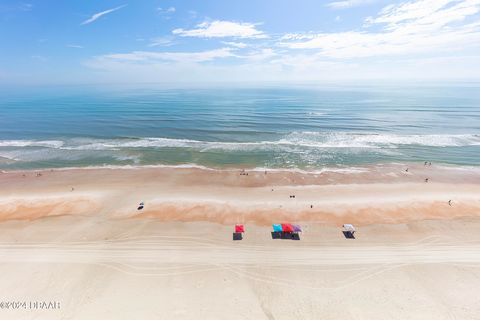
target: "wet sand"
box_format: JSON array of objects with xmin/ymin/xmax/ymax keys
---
[{"xmin": 0, "ymin": 163, "xmax": 479, "ymax": 225}]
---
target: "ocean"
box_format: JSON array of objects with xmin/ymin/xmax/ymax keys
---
[{"xmin": 0, "ymin": 84, "xmax": 479, "ymax": 170}]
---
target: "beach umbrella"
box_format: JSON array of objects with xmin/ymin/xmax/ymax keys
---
[
  {"xmin": 235, "ymin": 224, "xmax": 245, "ymax": 233},
  {"xmin": 272, "ymin": 224, "xmax": 282, "ymax": 232},
  {"xmin": 281, "ymin": 223, "xmax": 294, "ymax": 233},
  {"xmin": 292, "ymin": 224, "xmax": 302, "ymax": 232}
]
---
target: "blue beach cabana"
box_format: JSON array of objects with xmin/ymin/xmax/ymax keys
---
[{"xmin": 272, "ymin": 224, "xmax": 283, "ymax": 232}]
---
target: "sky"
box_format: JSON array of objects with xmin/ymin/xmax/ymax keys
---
[{"xmin": 1, "ymin": 0, "xmax": 480, "ymax": 85}]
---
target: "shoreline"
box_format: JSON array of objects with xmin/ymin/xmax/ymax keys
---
[{"xmin": 2, "ymin": 160, "xmax": 480, "ymax": 173}]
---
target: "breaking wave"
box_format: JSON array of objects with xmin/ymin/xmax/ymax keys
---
[
  {"xmin": 0, "ymin": 140, "xmax": 64, "ymax": 148},
  {"xmin": 0, "ymin": 133, "xmax": 479, "ymax": 152}
]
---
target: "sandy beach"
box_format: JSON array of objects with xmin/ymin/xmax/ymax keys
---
[
  {"xmin": 1, "ymin": 163, "xmax": 480, "ymax": 319},
  {"xmin": 4, "ymin": 0, "xmax": 480, "ymax": 318},
  {"xmin": 1, "ymin": 163, "xmax": 480, "ymax": 224}
]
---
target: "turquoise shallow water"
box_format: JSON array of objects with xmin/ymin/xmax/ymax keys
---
[{"xmin": 0, "ymin": 84, "xmax": 479, "ymax": 170}]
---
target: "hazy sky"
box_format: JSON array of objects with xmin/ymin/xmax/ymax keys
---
[{"xmin": 1, "ymin": 0, "xmax": 480, "ymax": 85}]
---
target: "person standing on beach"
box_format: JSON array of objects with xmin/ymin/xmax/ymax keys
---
[{"xmin": 448, "ymin": 200, "xmax": 452, "ymax": 206}]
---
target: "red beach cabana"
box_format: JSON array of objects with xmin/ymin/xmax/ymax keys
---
[
  {"xmin": 235, "ymin": 224, "xmax": 245, "ymax": 233},
  {"xmin": 281, "ymin": 223, "xmax": 294, "ymax": 233}
]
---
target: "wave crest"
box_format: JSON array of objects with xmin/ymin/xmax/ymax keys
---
[{"xmin": 0, "ymin": 133, "xmax": 479, "ymax": 152}]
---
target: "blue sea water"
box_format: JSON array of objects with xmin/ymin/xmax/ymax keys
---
[{"xmin": 0, "ymin": 84, "xmax": 479, "ymax": 170}]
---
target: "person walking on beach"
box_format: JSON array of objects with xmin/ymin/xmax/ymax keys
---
[
  {"xmin": 448, "ymin": 200, "xmax": 452, "ymax": 206},
  {"xmin": 425, "ymin": 178, "xmax": 429, "ymax": 183}
]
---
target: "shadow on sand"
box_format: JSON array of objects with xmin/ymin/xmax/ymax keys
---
[
  {"xmin": 271, "ymin": 232, "xmax": 300, "ymax": 240},
  {"xmin": 342, "ymin": 231, "xmax": 355, "ymax": 239},
  {"xmin": 233, "ymin": 232, "xmax": 243, "ymax": 241}
]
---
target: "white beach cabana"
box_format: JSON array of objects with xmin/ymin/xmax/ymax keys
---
[{"xmin": 343, "ymin": 224, "xmax": 356, "ymax": 234}]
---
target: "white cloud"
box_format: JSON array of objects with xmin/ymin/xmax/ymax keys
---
[
  {"xmin": 31, "ymin": 55, "xmax": 47, "ymax": 62},
  {"xmin": 327, "ymin": 0, "xmax": 376, "ymax": 9},
  {"xmin": 280, "ymin": 0, "xmax": 480, "ymax": 58},
  {"xmin": 73, "ymin": 0, "xmax": 480, "ymax": 84},
  {"xmin": 19, "ymin": 3, "xmax": 33, "ymax": 11},
  {"xmin": 222, "ymin": 41, "xmax": 248, "ymax": 48},
  {"xmin": 67, "ymin": 44, "xmax": 83, "ymax": 49},
  {"xmin": 0, "ymin": 3, "xmax": 32, "ymax": 13},
  {"xmin": 244, "ymin": 48, "xmax": 277, "ymax": 61},
  {"xmin": 81, "ymin": 4, "xmax": 127, "ymax": 25},
  {"xmin": 79, "ymin": 47, "xmax": 480, "ymax": 84},
  {"xmin": 365, "ymin": 0, "xmax": 479, "ymax": 29},
  {"xmin": 149, "ymin": 36, "xmax": 175, "ymax": 47},
  {"xmin": 157, "ymin": 6, "xmax": 175, "ymax": 19},
  {"xmin": 89, "ymin": 48, "xmax": 235, "ymax": 65},
  {"xmin": 172, "ymin": 20, "xmax": 267, "ymax": 38},
  {"xmin": 157, "ymin": 7, "xmax": 175, "ymax": 13}
]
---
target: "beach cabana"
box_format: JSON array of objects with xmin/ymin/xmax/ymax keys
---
[
  {"xmin": 342, "ymin": 224, "xmax": 356, "ymax": 239},
  {"xmin": 271, "ymin": 223, "xmax": 301, "ymax": 240},
  {"xmin": 343, "ymin": 224, "xmax": 356, "ymax": 233},
  {"xmin": 235, "ymin": 224, "xmax": 245, "ymax": 233},
  {"xmin": 281, "ymin": 223, "xmax": 294, "ymax": 233},
  {"xmin": 273, "ymin": 224, "xmax": 282, "ymax": 232},
  {"xmin": 233, "ymin": 224, "xmax": 244, "ymax": 241},
  {"xmin": 292, "ymin": 224, "xmax": 302, "ymax": 232}
]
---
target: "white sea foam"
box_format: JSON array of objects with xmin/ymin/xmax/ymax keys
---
[
  {"xmin": 434, "ymin": 164, "xmax": 480, "ymax": 173},
  {"xmin": 48, "ymin": 163, "xmax": 222, "ymax": 171},
  {"xmin": 251, "ymin": 166, "xmax": 368, "ymax": 175},
  {"xmin": 22, "ymin": 163, "xmax": 368, "ymax": 174},
  {"xmin": 0, "ymin": 133, "xmax": 479, "ymax": 153},
  {"xmin": 0, "ymin": 140, "xmax": 64, "ymax": 148},
  {"xmin": 4, "ymin": 163, "xmax": 480, "ymax": 176},
  {"xmin": 281, "ymin": 132, "xmax": 480, "ymax": 148}
]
